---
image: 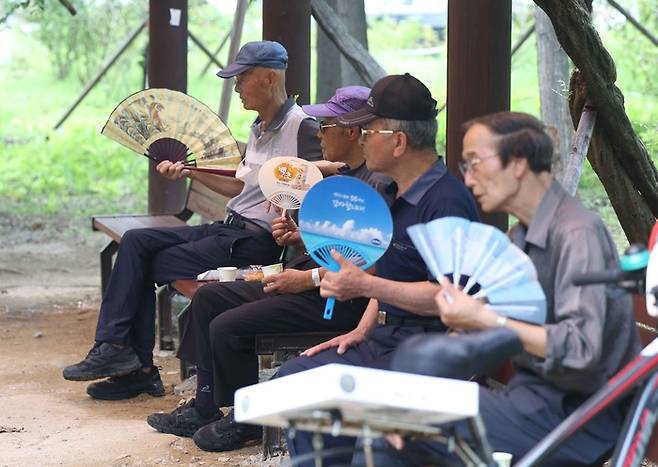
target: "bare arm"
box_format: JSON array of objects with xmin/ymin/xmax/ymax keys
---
[{"xmin": 157, "ymin": 161, "xmax": 244, "ymax": 199}]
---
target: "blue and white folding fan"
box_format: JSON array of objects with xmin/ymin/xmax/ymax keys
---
[
  {"xmin": 407, "ymin": 217, "xmax": 546, "ymax": 324},
  {"xmin": 300, "ymin": 176, "xmax": 393, "ymax": 319}
]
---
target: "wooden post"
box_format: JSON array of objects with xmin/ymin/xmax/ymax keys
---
[
  {"xmin": 446, "ymin": 0, "xmax": 511, "ymax": 231},
  {"xmin": 219, "ymin": 0, "xmax": 248, "ymax": 121},
  {"xmin": 147, "ymin": 0, "xmax": 188, "ymax": 215},
  {"xmin": 263, "ymin": 0, "xmax": 311, "ymax": 105}
]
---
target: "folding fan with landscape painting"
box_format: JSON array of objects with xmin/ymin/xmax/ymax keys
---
[
  {"xmin": 407, "ymin": 217, "xmax": 546, "ymax": 324},
  {"xmin": 258, "ymin": 156, "xmax": 324, "ymax": 217},
  {"xmin": 102, "ymin": 88, "xmax": 241, "ymax": 176}
]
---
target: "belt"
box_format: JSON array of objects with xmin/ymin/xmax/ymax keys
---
[
  {"xmin": 224, "ymin": 211, "xmax": 269, "ymax": 234},
  {"xmin": 377, "ymin": 310, "xmax": 442, "ymax": 328}
]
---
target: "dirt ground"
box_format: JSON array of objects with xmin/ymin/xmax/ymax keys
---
[{"xmin": 0, "ymin": 215, "xmax": 274, "ymax": 467}]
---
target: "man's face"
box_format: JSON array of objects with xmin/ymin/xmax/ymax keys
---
[
  {"xmin": 461, "ymin": 123, "xmax": 518, "ymax": 213},
  {"xmin": 318, "ymin": 117, "xmax": 350, "ymax": 163},
  {"xmin": 234, "ymin": 67, "xmax": 269, "ymax": 111},
  {"xmin": 358, "ymin": 118, "xmax": 397, "ymax": 173}
]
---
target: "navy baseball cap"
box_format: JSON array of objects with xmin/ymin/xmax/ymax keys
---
[
  {"xmin": 337, "ymin": 73, "xmax": 438, "ymax": 126},
  {"xmin": 302, "ymin": 86, "xmax": 371, "ymax": 119},
  {"xmin": 217, "ymin": 41, "xmax": 288, "ymax": 78}
]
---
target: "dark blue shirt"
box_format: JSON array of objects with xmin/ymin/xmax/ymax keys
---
[{"xmin": 377, "ymin": 158, "xmax": 480, "ymax": 318}]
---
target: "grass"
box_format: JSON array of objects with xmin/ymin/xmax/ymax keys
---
[{"xmin": 1, "ymin": 3, "xmax": 656, "ymax": 250}]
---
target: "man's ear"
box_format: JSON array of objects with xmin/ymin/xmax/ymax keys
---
[
  {"xmin": 346, "ymin": 126, "xmax": 360, "ymax": 141},
  {"xmin": 392, "ymin": 131, "xmax": 407, "ymax": 158},
  {"xmin": 512, "ymin": 156, "xmax": 529, "ymax": 178}
]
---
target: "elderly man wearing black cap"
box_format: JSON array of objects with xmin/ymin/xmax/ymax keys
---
[
  {"xmin": 62, "ymin": 41, "xmax": 321, "ymax": 400},
  {"xmin": 276, "ymin": 73, "xmax": 480, "ymax": 466}
]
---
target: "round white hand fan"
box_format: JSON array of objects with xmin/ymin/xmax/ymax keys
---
[
  {"xmin": 258, "ymin": 156, "xmax": 323, "ymax": 216},
  {"xmin": 407, "ymin": 217, "xmax": 546, "ymax": 324},
  {"xmin": 101, "ymin": 88, "xmax": 242, "ymax": 176}
]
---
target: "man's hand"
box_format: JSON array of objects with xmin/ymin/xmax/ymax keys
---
[
  {"xmin": 313, "ymin": 160, "xmax": 347, "ymax": 177},
  {"xmin": 271, "ymin": 215, "xmax": 302, "ymax": 247},
  {"xmin": 301, "ymin": 327, "xmax": 368, "ymax": 356},
  {"xmin": 262, "ymin": 268, "xmax": 313, "ymax": 294},
  {"xmin": 434, "ymin": 278, "xmax": 497, "ymax": 330},
  {"xmin": 320, "ymin": 251, "xmax": 370, "ymax": 301},
  {"xmin": 156, "ymin": 160, "xmax": 190, "ymax": 180}
]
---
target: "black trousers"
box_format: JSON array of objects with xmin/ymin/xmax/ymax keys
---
[
  {"xmin": 176, "ymin": 280, "xmax": 368, "ymax": 407},
  {"xmin": 95, "ymin": 222, "xmax": 280, "ymax": 368}
]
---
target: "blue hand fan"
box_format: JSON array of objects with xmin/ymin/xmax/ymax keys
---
[
  {"xmin": 407, "ymin": 218, "xmax": 546, "ymax": 324},
  {"xmin": 299, "ymin": 176, "xmax": 393, "ymax": 319}
]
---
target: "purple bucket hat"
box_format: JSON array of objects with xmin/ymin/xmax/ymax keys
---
[{"xmin": 302, "ymin": 86, "xmax": 371, "ymax": 119}]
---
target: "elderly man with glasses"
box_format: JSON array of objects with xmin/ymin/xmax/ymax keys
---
[{"xmin": 276, "ymin": 73, "xmax": 480, "ymax": 467}]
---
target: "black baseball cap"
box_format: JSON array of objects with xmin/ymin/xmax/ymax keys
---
[{"xmin": 337, "ymin": 73, "xmax": 438, "ymax": 126}]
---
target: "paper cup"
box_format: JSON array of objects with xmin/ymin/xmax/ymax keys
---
[
  {"xmin": 217, "ymin": 266, "xmax": 237, "ymax": 282},
  {"xmin": 261, "ymin": 263, "xmax": 283, "ymax": 277},
  {"xmin": 493, "ymin": 452, "xmax": 513, "ymax": 467}
]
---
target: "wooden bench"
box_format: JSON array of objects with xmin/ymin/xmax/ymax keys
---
[{"xmin": 91, "ymin": 180, "xmax": 229, "ymax": 350}]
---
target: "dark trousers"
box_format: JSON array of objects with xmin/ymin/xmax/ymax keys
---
[
  {"xmin": 176, "ymin": 280, "xmax": 368, "ymax": 407},
  {"xmin": 280, "ymin": 335, "xmax": 624, "ymax": 467},
  {"xmin": 95, "ymin": 223, "xmax": 280, "ymax": 367}
]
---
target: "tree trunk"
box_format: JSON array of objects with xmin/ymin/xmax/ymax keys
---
[
  {"xmin": 535, "ymin": 5, "xmax": 572, "ymax": 182},
  {"xmin": 316, "ymin": 0, "xmax": 368, "ymax": 102},
  {"xmin": 535, "ymin": 0, "xmax": 658, "ymax": 244}
]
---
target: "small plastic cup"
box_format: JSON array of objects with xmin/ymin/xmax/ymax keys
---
[
  {"xmin": 261, "ymin": 263, "xmax": 283, "ymax": 277},
  {"xmin": 493, "ymin": 452, "xmax": 513, "ymax": 467},
  {"xmin": 217, "ymin": 266, "xmax": 237, "ymax": 282}
]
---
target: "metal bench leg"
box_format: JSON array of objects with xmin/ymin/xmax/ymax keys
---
[
  {"xmin": 156, "ymin": 285, "xmax": 176, "ymax": 351},
  {"xmin": 99, "ymin": 240, "xmax": 118, "ymax": 296}
]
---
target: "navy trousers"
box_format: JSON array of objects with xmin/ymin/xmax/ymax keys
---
[
  {"xmin": 94, "ymin": 222, "xmax": 280, "ymax": 367},
  {"xmin": 177, "ymin": 278, "xmax": 368, "ymax": 407}
]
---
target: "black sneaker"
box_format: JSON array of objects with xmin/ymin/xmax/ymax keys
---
[
  {"xmin": 147, "ymin": 399, "xmax": 223, "ymax": 438},
  {"xmin": 193, "ymin": 409, "xmax": 262, "ymax": 452},
  {"xmin": 63, "ymin": 342, "xmax": 141, "ymax": 381},
  {"xmin": 86, "ymin": 366, "xmax": 165, "ymax": 400}
]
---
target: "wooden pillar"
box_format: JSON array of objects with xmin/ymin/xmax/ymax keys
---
[
  {"xmin": 446, "ymin": 0, "xmax": 511, "ymax": 231},
  {"xmin": 147, "ymin": 0, "xmax": 188, "ymax": 215},
  {"xmin": 262, "ymin": 0, "xmax": 311, "ymax": 105}
]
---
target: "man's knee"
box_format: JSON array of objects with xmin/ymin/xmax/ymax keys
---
[{"xmin": 277, "ymin": 355, "xmax": 316, "ymax": 378}]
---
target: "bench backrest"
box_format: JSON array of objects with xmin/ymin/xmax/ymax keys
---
[{"xmin": 185, "ymin": 179, "xmax": 228, "ymax": 221}]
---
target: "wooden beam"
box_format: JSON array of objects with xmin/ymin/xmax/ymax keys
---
[
  {"xmin": 310, "ymin": 0, "xmax": 386, "ymax": 86},
  {"xmin": 560, "ymin": 103, "xmax": 596, "ymax": 195}
]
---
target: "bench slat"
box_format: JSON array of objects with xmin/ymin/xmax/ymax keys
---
[{"xmin": 92, "ymin": 215, "xmax": 187, "ymax": 243}]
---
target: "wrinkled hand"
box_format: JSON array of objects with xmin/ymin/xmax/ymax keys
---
[
  {"xmin": 271, "ymin": 215, "xmax": 302, "ymax": 247},
  {"xmin": 434, "ymin": 278, "xmax": 496, "ymax": 330},
  {"xmin": 262, "ymin": 268, "xmax": 312, "ymax": 294},
  {"xmin": 385, "ymin": 434, "xmax": 405, "ymax": 450},
  {"xmin": 156, "ymin": 160, "xmax": 190, "ymax": 180},
  {"xmin": 313, "ymin": 160, "xmax": 347, "ymax": 177},
  {"xmin": 301, "ymin": 327, "xmax": 368, "ymax": 357},
  {"xmin": 319, "ymin": 251, "xmax": 369, "ymax": 301}
]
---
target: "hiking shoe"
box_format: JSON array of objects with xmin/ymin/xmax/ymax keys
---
[
  {"xmin": 193, "ymin": 409, "xmax": 262, "ymax": 452},
  {"xmin": 147, "ymin": 399, "xmax": 223, "ymax": 438},
  {"xmin": 63, "ymin": 342, "xmax": 141, "ymax": 381},
  {"xmin": 86, "ymin": 366, "xmax": 165, "ymax": 400}
]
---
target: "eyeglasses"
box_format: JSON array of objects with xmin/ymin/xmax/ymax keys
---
[
  {"xmin": 319, "ymin": 122, "xmax": 338, "ymax": 133},
  {"xmin": 359, "ymin": 128, "xmax": 398, "ymax": 138},
  {"xmin": 458, "ymin": 154, "xmax": 498, "ymax": 175}
]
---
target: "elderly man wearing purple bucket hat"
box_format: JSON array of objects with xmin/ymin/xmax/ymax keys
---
[{"xmin": 146, "ymin": 86, "xmax": 391, "ymax": 453}]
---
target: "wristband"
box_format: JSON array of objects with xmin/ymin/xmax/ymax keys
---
[
  {"xmin": 495, "ymin": 315, "xmax": 508, "ymax": 328},
  {"xmin": 311, "ymin": 268, "xmax": 321, "ymax": 287}
]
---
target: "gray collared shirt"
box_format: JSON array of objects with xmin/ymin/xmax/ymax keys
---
[{"xmin": 508, "ymin": 181, "xmax": 640, "ymax": 394}]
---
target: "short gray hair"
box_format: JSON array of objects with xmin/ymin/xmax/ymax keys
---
[{"xmin": 379, "ymin": 118, "xmax": 438, "ymax": 150}]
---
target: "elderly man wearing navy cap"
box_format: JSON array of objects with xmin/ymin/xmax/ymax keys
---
[
  {"xmin": 63, "ymin": 41, "xmax": 322, "ymax": 400},
  {"xmin": 145, "ymin": 86, "xmax": 393, "ymax": 452}
]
